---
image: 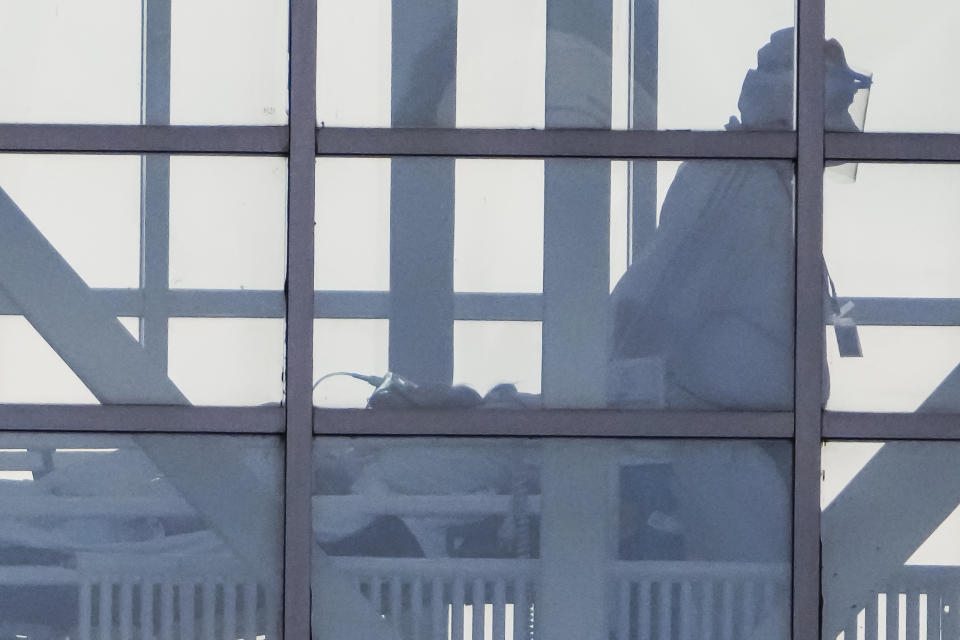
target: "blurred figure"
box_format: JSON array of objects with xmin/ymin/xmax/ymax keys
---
[{"xmin": 609, "ymin": 28, "xmax": 868, "ymax": 409}]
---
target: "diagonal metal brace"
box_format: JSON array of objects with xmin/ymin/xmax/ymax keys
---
[{"xmin": 0, "ymin": 186, "xmax": 281, "ymax": 590}]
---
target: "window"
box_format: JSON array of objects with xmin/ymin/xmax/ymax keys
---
[{"xmin": 0, "ymin": 1, "xmax": 957, "ymax": 639}]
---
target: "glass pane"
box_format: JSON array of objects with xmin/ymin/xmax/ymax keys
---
[
  {"xmin": 314, "ymin": 158, "xmax": 795, "ymax": 410},
  {"xmin": 826, "ymin": 0, "xmax": 960, "ymax": 132},
  {"xmin": 0, "ymin": 433, "xmax": 283, "ymax": 639},
  {"xmin": 824, "ymin": 164, "xmax": 960, "ymax": 412},
  {"xmin": 313, "ymin": 437, "xmax": 792, "ymax": 640},
  {"xmin": 316, "ymin": 0, "xmax": 795, "ymax": 130},
  {"xmin": 0, "ymin": 154, "xmax": 286, "ymax": 405},
  {"xmin": 0, "ymin": 0, "xmax": 287, "ymax": 125},
  {"xmin": 822, "ymin": 441, "xmax": 960, "ymax": 640},
  {"xmin": 170, "ymin": 0, "xmax": 289, "ymax": 125},
  {"xmin": 169, "ymin": 156, "xmax": 287, "ymax": 290},
  {"xmin": 0, "ymin": 1, "xmax": 142, "ymax": 124}
]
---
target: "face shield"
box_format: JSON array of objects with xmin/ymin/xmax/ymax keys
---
[{"xmin": 825, "ymin": 39, "xmax": 872, "ymax": 181}]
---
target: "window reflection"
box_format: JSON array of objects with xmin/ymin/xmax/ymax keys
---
[
  {"xmin": 0, "ymin": 154, "xmax": 286, "ymax": 406},
  {"xmin": 0, "ymin": 435, "xmax": 283, "ymax": 639},
  {"xmin": 313, "ymin": 438, "xmax": 792, "ymax": 640},
  {"xmin": 313, "ymin": 157, "xmax": 795, "ymax": 410},
  {"xmin": 823, "ymin": 441, "xmax": 960, "ymax": 640}
]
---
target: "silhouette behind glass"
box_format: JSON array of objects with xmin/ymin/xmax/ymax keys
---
[{"xmin": 609, "ymin": 28, "xmax": 866, "ymax": 409}]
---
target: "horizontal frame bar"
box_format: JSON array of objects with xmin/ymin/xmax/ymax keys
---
[
  {"xmin": 826, "ymin": 132, "xmax": 960, "ymax": 162},
  {"xmin": 29, "ymin": 289, "xmax": 951, "ymax": 325},
  {"xmin": 5, "ymin": 127, "xmax": 960, "ymax": 162},
  {"xmin": 0, "ymin": 404, "xmax": 283, "ymax": 433},
  {"xmin": 314, "ymin": 408, "xmax": 794, "ymax": 438},
  {"xmin": 0, "ymin": 125, "xmax": 289, "ymax": 154},
  {"xmin": 317, "ymin": 128, "xmax": 798, "ymax": 160},
  {"xmin": 824, "ymin": 411, "xmax": 960, "ymax": 439}
]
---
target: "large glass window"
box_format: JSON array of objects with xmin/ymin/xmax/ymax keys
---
[
  {"xmin": 2, "ymin": 0, "xmax": 957, "ymax": 638},
  {"xmin": 0, "ymin": 433, "xmax": 283, "ymax": 638}
]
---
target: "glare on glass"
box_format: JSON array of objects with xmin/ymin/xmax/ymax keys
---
[
  {"xmin": 824, "ymin": 164, "xmax": 960, "ymax": 412},
  {"xmin": 316, "ymin": 0, "xmax": 794, "ymax": 130},
  {"xmin": 0, "ymin": 434, "xmax": 283, "ymax": 639},
  {"xmin": 822, "ymin": 441, "xmax": 960, "ymax": 640},
  {"xmin": 314, "ymin": 158, "xmax": 795, "ymax": 410},
  {"xmin": 313, "ymin": 437, "xmax": 792, "ymax": 640},
  {"xmin": 0, "ymin": 0, "xmax": 288, "ymax": 125},
  {"xmin": 0, "ymin": 154, "xmax": 286, "ymax": 405}
]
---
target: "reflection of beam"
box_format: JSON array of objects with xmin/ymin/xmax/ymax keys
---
[
  {"xmin": 920, "ymin": 363, "xmax": 960, "ymax": 411},
  {"xmin": 629, "ymin": 0, "xmax": 658, "ymax": 258},
  {"xmin": 387, "ymin": 0, "xmax": 457, "ymax": 386},
  {"xmin": 388, "ymin": 158, "xmax": 455, "ymax": 385},
  {"xmin": 47, "ymin": 289, "xmax": 957, "ymax": 326},
  {"xmin": 542, "ymin": 161, "xmax": 610, "ymax": 405},
  {"xmin": 0, "ymin": 188, "xmax": 183, "ymax": 403},
  {"xmin": 0, "ymin": 187, "xmax": 281, "ymax": 591},
  {"xmin": 141, "ymin": 0, "xmax": 172, "ymax": 372},
  {"xmin": 830, "ymin": 297, "xmax": 960, "ymax": 326},
  {"xmin": 539, "ymin": 4, "xmax": 612, "ymax": 638},
  {"xmin": 0, "ymin": 288, "xmax": 286, "ymax": 318}
]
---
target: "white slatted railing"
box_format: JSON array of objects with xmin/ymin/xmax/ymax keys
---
[
  {"xmin": 329, "ymin": 557, "xmax": 788, "ymax": 640},
  {"xmin": 329, "ymin": 556, "xmax": 537, "ymax": 640},
  {"xmin": 834, "ymin": 567, "xmax": 960, "ymax": 640},
  {"xmin": 610, "ymin": 561, "xmax": 790, "ymax": 640},
  {"xmin": 76, "ymin": 553, "xmax": 277, "ymax": 640}
]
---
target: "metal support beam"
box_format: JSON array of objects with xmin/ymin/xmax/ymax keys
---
[
  {"xmin": 826, "ymin": 132, "xmax": 960, "ymax": 163},
  {"xmin": 0, "ymin": 404, "xmax": 283, "ymax": 433},
  {"xmin": 317, "ymin": 127, "xmax": 797, "ymax": 160},
  {"xmin": 794, "ymin": 4, "xmax": 825, "ymax": 640},
  {"xmin": 314, "ymin": 407, "xmax": 795, "ymax": 438},
  {"xmin": 0, "ymin": 186, "xmax": 282, "ymax": 597},
  {"xmin": 285, "ymin": 0, "xmax": 318, "ymax": 637},
  {"xmin": 0, "ymin": 124, "xmax": 288, "ymax": 154}
]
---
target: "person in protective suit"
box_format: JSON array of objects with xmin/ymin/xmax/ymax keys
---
[{"xmin": 609, "ymin": 28, "xmax": 869, "ymax": 410}]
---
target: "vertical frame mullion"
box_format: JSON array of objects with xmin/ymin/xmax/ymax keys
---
[
  {"xmin": 140, "ymin": 0, "xmax": 172, "ymax": 373},
  {"xmin": 794, "ymin": 0, "xmax": 826, "ymax": 639},
  {"xmin": 285, "ymin": 0, "xmax": 317, "ymax": 637}
]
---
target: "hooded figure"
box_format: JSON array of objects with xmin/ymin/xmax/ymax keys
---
[{"xmin": 609, "ymin": 29, "xmax": 867, "ymax": 409}]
